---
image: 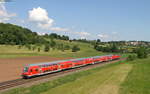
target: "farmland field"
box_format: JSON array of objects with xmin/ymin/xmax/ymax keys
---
[{"xmin": 0, "ymin": 42, "xmax": 105, "ymax": 82}]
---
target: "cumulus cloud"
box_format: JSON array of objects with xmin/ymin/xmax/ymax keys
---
[
  {"xmin": 0, "ymin": 3, "xmax": 16, "ymax": 22},
  {"xmin": 29, "ymin": 7, "xmax": 53, "ymax": 27},
  {"xmin": 47, "ymin": 27, "xmax": 70, "ymax": 32},
  {"xmin": 74, "ymin": 31, "xmax": 91, "ymax": 39},
  {"xmin": 98, "ymin": 34, "xmax": 109, "ymax": 40},
  {"xmin": 28, "ymin": 7, "xmax": 69, "ymax": 32},
  {"xmin": 80, "ymin": 36, "xmax": 86, "ymax": 39},
  {"xmin": 76, "ymin": 31, "xmax": 90, "ymax": 36}
]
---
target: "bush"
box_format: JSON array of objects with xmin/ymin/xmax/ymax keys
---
[
  {"xmin": 44, "ymin": 44, "xmax": 50, "ymax": 52},
  {"xmin": 38, "ymin": 47, "xmax": 41, "ymax": 52},
  {"xmin": 72, "ymin": 45, "xmax": 80, "ymax": 52},
  {"xmin": 32, "ymin": 46, "xmax": 36, "ymax": 51},
  {"xmin": 136, "ymin": 47, "xmax": 148, "ymax": 59},
  {"xmin": 18, "ymin": 45, "xmax": 22, "ymax": 49},
  {"xmin": 57, "ymin": 43, "xmax": 65, "ymax": 52},
  {"xmin": 25, "ymin": 44, "xmax": 31, "ymax": 50},
  {"xmin": 64, "ymin": 45, "xmax": 70, "ymax": 50},
  {"xmin": 127, "ymin": 55, "xmax": 136, "ymax": 61}
]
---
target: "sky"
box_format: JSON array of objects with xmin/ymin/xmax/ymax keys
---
[{"xmin": 0, "ymin": 0, "xmax": 150, "ymax": 41}]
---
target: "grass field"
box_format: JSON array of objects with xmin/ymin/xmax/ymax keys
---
[
  {"xmin": 2, "ymin": 57, "xmax": 150, "ymax": 94},
  {"xmin": 119, "ymin": 57, "xmax": 150, "ymax": 94},
  {"xmin": 41, "ymin": 61, "xmax": 132, "ymax": 94},
  {"xmin": 0, "ymin": 41, "xmax": 105, "ymax": 58}
]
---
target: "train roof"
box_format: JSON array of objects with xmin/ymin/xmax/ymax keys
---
[
  {"xmin": 26, "ymin": 55, "xmax": 114, "ymax": 67},
  {"xmin": 27, "ymin": 59, "xmax": 68, "ymax": 67}
]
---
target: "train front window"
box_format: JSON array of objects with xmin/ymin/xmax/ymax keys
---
[{"xmin": 24, "ymin": 67, "xmax": 29, "ymax": 72}]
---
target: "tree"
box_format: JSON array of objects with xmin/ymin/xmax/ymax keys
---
[
  {"xmin": 0, "ymin": 23, "xmax": 46, "ymax": 45},
  {"xmin": 136, "ymin": 47, "xmax": 148, "ymax": 58},
  {"xmin": 96, "ymin": 39, "xmax": 101, "ymax": 43},
  {"xmin": 72, "ymin": 45, "xmax": 80, "ymax": 52},
  {"xmin": 64, "ymin": 45, "xmax": 70, "ymax": 50},
  {"xmin": 110, "ymin": 44, "xmax": 118, "ymax": 52},
  {"xmin": 44, "ymin": 44, "xmax": 50, "ymax": 52},
  {"xmin": 38, "ymin": 47, "xmax": 41, "ymax": 52},
  {"xmin": 32, "ymin": 46, "xmax": 36, "ymax": 51},
  {"xmin": 127, "ymin": 55, "xmax": 136, "ymax": 61},
  {"xmin": 18, "ymin": 45, "xmax": 22, "ymax": 49},
  {"xmin": 60, "ymin": 44, "xmax": 65, "ymax": 52},
  {"xmin": 25, "ymin": 44, "xmax": 31, "ymax": 50},
  {"xmin": 49, "ymin": 39, "xmax": 56, "ymax": 49}
]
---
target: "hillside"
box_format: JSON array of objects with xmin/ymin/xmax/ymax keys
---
[
  {"xmin": 0, "ymin": 41, "xmax": 104, "ymax": 58},
  {"xmin": 0, "ymin": 23, "xmax": 45, "ymax": 45},
  {"xmin": 0, "ymin": 23, "xmax": 105, "ymax": 58}
]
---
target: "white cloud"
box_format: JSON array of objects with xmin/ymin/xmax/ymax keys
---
[
  {"xmin": 37, "ymin": 32, "xmax": 47, "ymax": 35},
  {"xmin": 98, "ymin": 34, "xmax": 109, "ymax": 39},
  {"xmin": 74, "ymin": 31, "xmax": 91, "ymax": 39},
  {"xmin": 80, "ymin": 36, "xmax": 86, "ymax": 39},
  {"xmin": 47, "ymin": 27, "xmax": 70, "ymax": 32},
  {"xmin": 29, "ymin": 7, "xmax": 53, "ymax": 26},
  {"xmin": 76, "ymin": 31, "xmax": 90, "ymax": 36},
  {"xmin": 0, "ymin": 3, "xmax": 16, "ymax": 22},
  {"xmin": 28, "ymin": 7, "xmax": 69, "ymax": 32}
]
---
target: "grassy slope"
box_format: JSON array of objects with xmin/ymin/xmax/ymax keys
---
[
  {"xmin": 119, "ymin": 58, "xmax": 150, "ymax": 94},
  {"xmin": 0, "ymin": 41, "xmax": 104, "ymax": 58},
  {"xmin": 42, "ymin": 62, "xmax": 132, "ymax": 94}
]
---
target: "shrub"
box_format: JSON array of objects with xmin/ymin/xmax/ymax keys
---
[
  {"xmin": 64, "ymin": 45, "xmax": 70, "ymax": 50},
  {"xmin": 44, "ymin": 44, "xmax": 50, "ymax": 52},
  {"xmin": 25, "ymin": 44, "xmax": 31, "ymax": 50},
  {"xmin": 18, "ymin": 45, "xmax": 22, "ymax": 49},
  {"xmin": 72, "ymin": 45, "xmax": 80, "ymax": 52},
  {"xmin": 38, "ymin": 47, "xmax": 41, "ymax": 52},
  {"xmin": 32, "ymin": 46, "xmax": 36, "ymax": 51},
  {"xmin": 127, "ymin": 55, "xmax": 136, "ymax": 61},
  {"xmin": 136, "ymin": 47, "xmax": 148, "ymax": 59}
]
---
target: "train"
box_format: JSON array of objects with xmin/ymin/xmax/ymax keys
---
[{"xmin": 21, "ymin": 54, "xmax": 120, "ymax": 78}]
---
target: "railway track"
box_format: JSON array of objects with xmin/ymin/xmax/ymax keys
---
[{"xmin": 0, "ymin": 58, "xmax": 126, "ymax": 91}]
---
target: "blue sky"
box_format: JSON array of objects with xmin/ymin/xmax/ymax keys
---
[{"xmin": 1, "ymin": 0, "xmax": 150, "ymax": 41}]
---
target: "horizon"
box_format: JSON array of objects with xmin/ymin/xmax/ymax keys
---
[{"xmin": 0, "ymin": 0, "xmax": 150, "ymax": 41}]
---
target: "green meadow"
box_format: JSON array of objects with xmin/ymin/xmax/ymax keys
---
[{"xmin": 0, "ymin": 41, "xmax": 105, "ymax": 58}]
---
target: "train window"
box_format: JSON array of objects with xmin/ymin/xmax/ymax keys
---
[
  {"xmin": 61, "ymin": 65, "xmax": 64, "ymax": 67},
  {"xmin": 23, "ymin": 67, "xmax": 29, "ymax": 72},
  {"xmin": 35, "ymin": 69, "xmax": 38, "ymax": 72}
]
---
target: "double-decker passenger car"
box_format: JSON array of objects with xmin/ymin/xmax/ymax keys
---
[{"xmin": 22, "ymin": 54, "xmax": 120, "ymax": 78}]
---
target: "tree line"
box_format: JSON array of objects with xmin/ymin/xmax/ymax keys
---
[
  {"xmin": 0, "ymin": 23, "xmax": 46, "ymax": 45},
  {"xmin": 0, "ymin": 23, "xmax": 80, "ymax": 52},
  {"xmin": 0, "ymin": 23, "xmax": 149, "ymax": 55},
  {"xmin": 0, "ymin": 23, "xmax": 71, "ymax": 45}
]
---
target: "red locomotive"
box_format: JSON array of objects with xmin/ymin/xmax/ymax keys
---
[{"xmin": 22, "ymin": 54, "xmax": 120, "ymax": 78}]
